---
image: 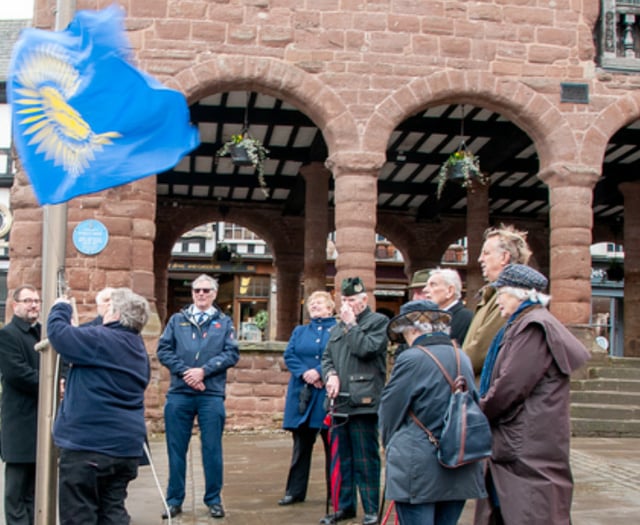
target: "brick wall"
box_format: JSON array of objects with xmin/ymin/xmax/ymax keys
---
[{"xmin": 147, "ymin": 343, "xmax": 290, "ymax": 432}]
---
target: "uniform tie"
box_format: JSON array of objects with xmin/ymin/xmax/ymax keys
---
[{"xmin": 197, "ymin": 312, "xmax": 207, "ymax": 325}]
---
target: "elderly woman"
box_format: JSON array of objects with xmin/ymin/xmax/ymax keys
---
[
  {"xmin": 379, "ymin": 300, "xmax": 486, "ymax": 525},
  {"xmin": 474, "ymin": 264, "xmax": 591, "ymax": 525},
  {"xmin": 278, "ymin": 291, "xmax": 336, "ymax": 506}
]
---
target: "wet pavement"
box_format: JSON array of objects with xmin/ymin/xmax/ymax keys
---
[
  {"xmin": 125, "ymin": 432, "xmax": 640, "ymax": 525},
  {"xmin": 2, "ymin": 433, "xmax": 638, "ymax": 524}
]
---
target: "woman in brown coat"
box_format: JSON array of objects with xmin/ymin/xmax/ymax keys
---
[{"xmin": 473, "ymin": 264, "xmax": 590, "ymax": 525}]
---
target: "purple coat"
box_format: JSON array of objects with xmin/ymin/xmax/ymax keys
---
[{"xmin": 474, "ymin": 305, "xmax": 590, "ymax": 525}]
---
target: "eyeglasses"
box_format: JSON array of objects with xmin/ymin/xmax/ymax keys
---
[
  {"xmin": 16, "ymin": 298, "xmax": 41, "ymax": 305},
  {"xmin": 193, "ymin": 288, "xmax": 213, "ymax": 294}
]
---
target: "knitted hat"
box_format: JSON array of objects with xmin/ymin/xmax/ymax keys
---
[
  {"xmin": 492, "ymin": 264, "xmax": 548, "ymax": 292},
  {"xmin": 341, "ymin": 277, "xmax": 366, "ymax": 296},
  {"xmin": 387, "ymin": 300, "xmax": 451, "ymax": 343}
]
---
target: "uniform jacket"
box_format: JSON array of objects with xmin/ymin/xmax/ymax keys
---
[
  {"xmin": 379, "ymin": 333, "xmax": 486, "ymax": 504},
  {"xmin": 463, "ymin": 286, "xmax": 506, "ymax": 375},
  {"xmin": 48, "ymin": 302, "xmax": 150, "ymax": 458},
  {"xmin": 448, "ymin": 300, "xmax": 473, "ymax": 346},
  {"xmin": 0, "ymin": 315, "xmax": 41, "ymax": 462},
  {"xmin": 321, "ymin": 306, "xmax": 388, "ymax": 416},
  {"xmin": 282, "ymin": 316, "xmax": 336, "ymax": 430},
  {"xmin": 157, "ymin": 305, "xmax": 239, "ymax": 397},
  {"xmin": 474, "ymin": 305, "xmax": 590, "ymax": 525}
]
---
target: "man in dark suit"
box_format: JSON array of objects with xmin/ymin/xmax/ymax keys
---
[
  {"xmin": 0, "ymin": 285, "xmax": 42, "ymax": 525},
  {"xmin": 423, "ymin": 268, "xmax": 473, "ymax": 346}
]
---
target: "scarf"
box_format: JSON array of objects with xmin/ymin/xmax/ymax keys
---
[{"xmin": 479, "ymin": 299, "xmax": 536, "ymax": 397}]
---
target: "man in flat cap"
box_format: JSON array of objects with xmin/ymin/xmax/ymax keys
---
[{"xmin": 320, "ymin": 277, "xmax": 388, "ymax": 525}]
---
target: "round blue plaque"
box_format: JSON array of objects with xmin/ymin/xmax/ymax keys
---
[{"xmin": 72, "ymin": 219, "xmax": 109, "ymax": 255}]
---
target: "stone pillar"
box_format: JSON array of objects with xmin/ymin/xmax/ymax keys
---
[
  {"xmin": 465, "ymin": 178, "xmax": 490, "ymax": 309},
  {"xmin": 274, "ymin": 253, "xmax": 303, "ymax": 340},
  {"xmin": 539, "ymin": 165, "xmax": 599, "ymax": 324},
  {"xmin": 619, "ymin": 182, "xmax": 640, "ymax": 356},
  {"xmin": 300, "ymin": 163, "xmax": 331, "ymax": 307},
  {"xmin": 326, "ymin": 152, "xmax": 385, "ymax": 308}
]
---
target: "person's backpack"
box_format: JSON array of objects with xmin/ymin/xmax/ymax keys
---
[{"xmin": 409, "ymin": 344, "xmax": 492, "ymax": 468}]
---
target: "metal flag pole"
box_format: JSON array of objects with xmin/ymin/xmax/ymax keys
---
[{"xmin": 34, "ymin": 2, "xmax": 76, "ymax": 524}]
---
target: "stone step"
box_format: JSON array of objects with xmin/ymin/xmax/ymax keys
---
[
  {"xmin": 606, "ymin": 357, "xmax": 640, "ymax": 368},
  {"xmin": 570, "ymin": 417, "xmax": 640, "ymax": 437},
  {"xmin": 571, "ymin": 390, "xmax": 640, "ymax": 405},
  {"xmin": 571, "ymin": 378, "xmax": 640, "ymax": 393},
  {"xmin": 570, "ymin": 403, "xmax": 640, "ymax": 420},
  {"xmin": 589, "ymin": 366, "xmax": 640, "ymax": 380}
]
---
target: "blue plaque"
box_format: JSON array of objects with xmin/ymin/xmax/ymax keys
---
[{"xmin": 72, "ymin": 219, "xmax": 109, "ymax": 255}]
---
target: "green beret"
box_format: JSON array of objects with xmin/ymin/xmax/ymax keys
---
[{"xmin": 341, "ymin": 277, "xmax": 366, "ymax": 296}]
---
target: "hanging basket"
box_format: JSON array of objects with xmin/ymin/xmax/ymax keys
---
[
  {"xmin": 445, "ymin": 162, "xmax": 468, "ymax": 184},
  {"xmin": 230, "ymin": 144, "xmax": 255, "ymax": 167},
  {"xmin": 436, "ymin": 147, "xmax": 487, "ymax": 199}
]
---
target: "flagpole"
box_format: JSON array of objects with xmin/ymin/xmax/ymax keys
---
[{"xmin": 34, "ymin": 4, "xmax": 76, "ymax": 525}]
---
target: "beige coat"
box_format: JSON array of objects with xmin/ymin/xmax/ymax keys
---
[{"xmin": 462, "ymin": 286, "xmax": 506, "ymax": 375}]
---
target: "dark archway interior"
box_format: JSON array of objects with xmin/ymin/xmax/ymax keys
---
[{"xmin": 157, "ymin": 91, "xmax": 630, "ymax": 236}]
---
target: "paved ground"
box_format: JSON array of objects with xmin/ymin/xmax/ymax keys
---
[
  {"xmin": 126, "ymin": 433, "xmax": 640, "ymax": 525},
  {"xmin": 2, "ymin": 433, "xmax": 638, "ymax": 524}
]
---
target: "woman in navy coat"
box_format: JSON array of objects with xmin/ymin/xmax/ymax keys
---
[{"xmin": 278, "ymin": 291, "xmax": 336, "ymax": 506}]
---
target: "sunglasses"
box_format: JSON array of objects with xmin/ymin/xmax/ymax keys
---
[{"xmin": 193, "ymin": 288, "xmax": 213, "ymax": 294}]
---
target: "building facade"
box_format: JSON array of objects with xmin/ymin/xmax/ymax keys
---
[{"xmin": 6, "ymin": 1, "xmax": 640, "ymax": 426}]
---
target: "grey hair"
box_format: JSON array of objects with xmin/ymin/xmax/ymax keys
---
[
  {"xmin": 109, "ymin": 288, "xmax": 150, "ymax": 333},
  {"xmin": 389, "ymin": 319, "xmax": 451, "ymax": 337},
  {"xmin": 429, "ymin": 268, "xmax": 463, "ymax": 299},
  {"xmin": 95, "ymin": 287, "xmax": 114, "ymax": 305},
  {"xmin": 192, "ymin": 274, "xmax": 219, "ymax": 292},
  {"xmin": 498, "ymin": 286, "xmax": 551, "ymax": 307}
]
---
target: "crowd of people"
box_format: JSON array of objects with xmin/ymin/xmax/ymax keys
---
[{"xmin": 0, "ymin": 224, "xmax": 592, "ymax": 525}]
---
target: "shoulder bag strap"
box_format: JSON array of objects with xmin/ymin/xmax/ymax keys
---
[
  {"xmin": 415, "ymin": 345, "xmax": 455, "ymax": 391},
  {"xmin": 409, "ymin": 409, "xmax": 440, "ymax": 448},
  {"xmin": 408, "ymin": 343, "xmax": 457, "ymax": 448}
]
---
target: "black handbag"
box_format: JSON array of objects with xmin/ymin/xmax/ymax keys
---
[{"xmin": 409, "ymin": 344, "xmax": 492, "ymax": 469}]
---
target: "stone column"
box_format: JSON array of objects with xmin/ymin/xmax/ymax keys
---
[
  {"xmin": 465, "ymin": 178, "xmax": 490, "ymax": 309},
  {"xmin": 274, "ymin": 253, "xmax": 303, "ymax": 340},
  {"xmin": 619, "ymin": 182, "xmax": 640, "ymax": 356},
  {"xmin": 300, "ymin": 163, "xmax": 331, "ymax": 307},
  {"xmin": 539, "ymin": 165, "xmax": 599, "ymax": 324},
  {"xmin": 326, "ymin": 152, "xmax": 385, "ymax": 308}
]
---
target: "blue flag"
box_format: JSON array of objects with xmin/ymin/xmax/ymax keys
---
[{"xmin": 7, "ymin": 5, "xmax": 200, "ymax": 205}]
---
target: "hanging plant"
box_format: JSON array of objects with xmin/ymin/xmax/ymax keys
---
[
  {"xmin": 436, "ymin": 147, "xmax": 488, "ymax": 199},
  {"xmin": 216, "ymin": 132, "xmax": 270, "ymax": 197}
]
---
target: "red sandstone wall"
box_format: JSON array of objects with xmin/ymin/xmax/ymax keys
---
[{"xmin": 147, "ymin": 347, "xmax": 290, "ymax": 432}]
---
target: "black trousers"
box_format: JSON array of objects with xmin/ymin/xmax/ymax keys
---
[
  {"xmin": 58, "ymin": 449, "xmax": 139, "ymax": 525},
  {"xmin": 284, "ymin": 424, "xmax": 330, "ymax": 501},
  {"xmin": 4, "ymin": 462, "xmax": 35, "ymax": 525}
]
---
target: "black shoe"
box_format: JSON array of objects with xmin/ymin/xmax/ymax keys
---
[
  {"xmin": 278, "ymin": 494, "xmax": 304, "ymax": 505},
  {"xmin": 209, "ymin": 504, "xmax": 225, "ymax": 518},
  {"xmin": 319, "ymin": 508, "xmax": 357, "ymax": 524},
  {"xmin": 363, "ymin": 513, "xmax": 378, "ymax": 525},
  {"xmin": 161, "ymin": 505, "xmax": 182, "ymax": 519}
]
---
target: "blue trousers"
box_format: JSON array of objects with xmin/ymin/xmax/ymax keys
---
[
  {"xmin": 395, "ymin": 500, "xmax": 465, "ymax": 525},
  {"xmin": 164, "ymin": 393, "xmax": 226, "ymax": 507}
]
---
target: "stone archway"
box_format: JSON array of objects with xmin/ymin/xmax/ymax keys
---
[
  {"xmin": 583, "ymin": 92, "xmax": 640, "ymax": 356},
  {"xmin": 363, "ymin": 72, "xmax": 599, "ymax": 324}
]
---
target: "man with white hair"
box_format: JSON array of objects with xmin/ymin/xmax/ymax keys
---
[{"xmin": 423, "ymin": 268, "xmax": 473, "ymax": 346}]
